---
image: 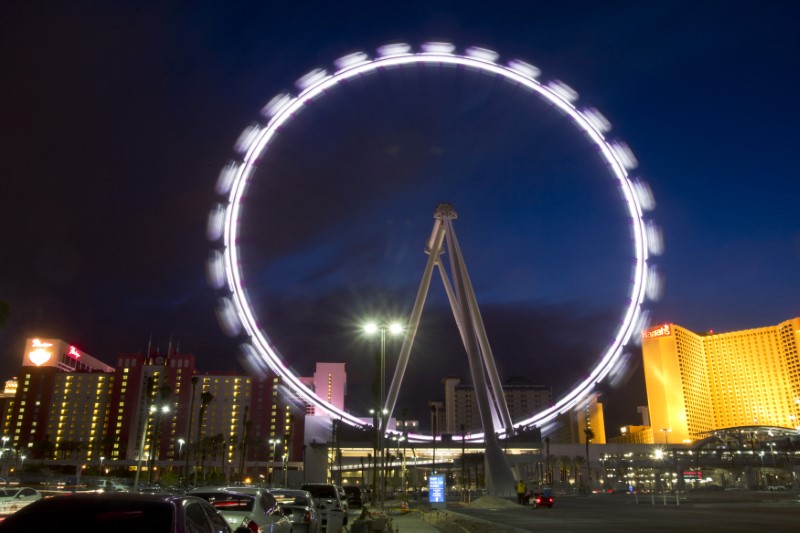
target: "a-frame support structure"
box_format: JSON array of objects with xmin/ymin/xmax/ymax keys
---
[{"xmin": 384, "ymin": 203, "xmax": 517, "ymax": 497}]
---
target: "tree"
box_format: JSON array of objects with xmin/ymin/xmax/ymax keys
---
[
  {"xmin": 195, "ymin": 390, "xmax": 214, "ymax": 484},
  {"xmin": 574, "ymin": 455, "xmax": 586, "ymax": 488},
  {"xmin": 584, "ymin": 427, "xmax": 595, "ymax": 485},
  {"xmin": 557, "ymin": 455, "xmax": 571, "ymax": 484},
  {"xmin": 0, "ymin": 301, "xmax": 9, "ymax": 329}
]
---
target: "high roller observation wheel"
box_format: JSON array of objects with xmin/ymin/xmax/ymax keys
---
[{"xmin": 207, "ymin": 42, "xmax": 663, "ymax": 443}]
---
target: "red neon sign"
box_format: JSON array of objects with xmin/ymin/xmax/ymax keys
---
[
  {"xmin": 643, "ymin": 324, "xmax": 672, "ymax": 339},
  {"xmin": 68, "ymin": 346, "xmax": 82, "ymax": 360}
]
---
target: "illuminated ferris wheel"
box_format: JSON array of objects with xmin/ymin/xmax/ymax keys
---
[{"xmin": 206, "ymin": 42, "xmax": 662, "ymax": 441}]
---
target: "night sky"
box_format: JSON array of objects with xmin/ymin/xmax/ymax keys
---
[{"xmin": 2, "ymin": 1, "xmax": 798, "ymax": 433}]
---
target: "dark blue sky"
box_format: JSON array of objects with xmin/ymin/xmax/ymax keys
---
[{"xmin": 2, "ymin": 1, "xmax": 798, "ymax": 431}]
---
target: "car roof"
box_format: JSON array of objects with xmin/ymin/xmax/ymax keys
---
[{"xmin": 0, "ymin": 493, "xmax": 213, "ymax": 531}]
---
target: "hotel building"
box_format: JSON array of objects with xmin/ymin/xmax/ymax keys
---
[
  {"xmin": 441, "ymin": 376, "xmax": 554, "ymax": 435},
  {"xmin": 3, "ymin": 338, "xmax": 304, "ymax": 466},
  {"xmin": 642, "ymin": 318, "xmax": 800, "ymax": 443}
]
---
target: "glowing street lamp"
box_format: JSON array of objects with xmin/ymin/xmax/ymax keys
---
[
  {"xmin": 363, "ymin": 320, "xmax": 404, "ymax": 506},
  {"xmin": 269, "ymin": 438, "xmax": 280, "ymax": 486}
]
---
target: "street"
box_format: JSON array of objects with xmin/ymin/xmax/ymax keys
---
[{"xmin": 420, "ymin": 493, "xmax": 800, "ymax": 532}]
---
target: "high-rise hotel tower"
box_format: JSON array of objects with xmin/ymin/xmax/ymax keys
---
[{"xmin": 642, "ymin": 318, "xmax": 800, "ymax": 443}]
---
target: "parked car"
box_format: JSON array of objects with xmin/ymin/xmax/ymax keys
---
[
  {"xmin": 190, "ymin": 487, "xmax": 292, "ymax": 533},
  {"xmin": 95, "ymin": 478, "xmax": 128, "ymax": 492},
  {"xmin": 299, "ymin": 483, "xmax": 346, "ymax": 532},
  {"xmin": 269, "ymin": 488, "xmax": 320, "ymax": 533},
  {"xmin": 342, "ymin": 485, "xmax": 363, "ymax": 509},
  {"xmin": 0, "ymin": 492, "xmax": 241, "ymax": 532},
  {"xmin": 532, "ymin": 487, "xmax": 554, "ymax": 508},
  {"xmin": 0, "ymin": 487, "xmax": 41, "ymax": 515},
  {"xmin": 335, "ymin": 486, "xmax": 348, "ymax": 514}
]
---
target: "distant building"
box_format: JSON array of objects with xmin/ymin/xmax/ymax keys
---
[
  {"xmin": 441, "ymin": 376, "xmax": 553, "ymax": 435},
  {"xmin": 4, "ymin": 338, "xmax": 114, "ymax": 455},
  {"xmin": 312, "ymin": 363, "xmax": 347, "ymax": 412},
  {"xmin": 548, "ymin": 393, "xmax": 607, "ymax": 445},
  {"xmin": 608, "ymin": 425, "xmax": 653, "ymax": 444},
  {"xmin": 2, "ymin": 338, "xmax": 304, "ymax": 470},
  {"xmin": 642, "ymin": 317, "xmax": 800, "ymax": 443}
]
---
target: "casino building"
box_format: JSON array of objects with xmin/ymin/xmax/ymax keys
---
[
  {"xmin": 2, "ymin": 338, "xmax": 304, "ymax": 470},
  {"xmin": 642, "ymin": 317, "xmax": 800, "ymax": 443}
]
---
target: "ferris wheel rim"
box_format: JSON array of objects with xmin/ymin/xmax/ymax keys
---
[{"xmin": 209, "ymin": 42, "xmax": 657, "ymax": 441}]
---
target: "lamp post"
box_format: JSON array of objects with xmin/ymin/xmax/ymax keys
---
[
  {"xmin": 177, "ymin": 438, "xmax": 185, "ymax": 478},
  {"xmin": 134, "ymin": 404, "xmax": 156, "ymax": 491},
  {"xmin": 660, "ymin": 428, "xmax": 672, "ymax": 493},
  {"xmin": 99, "ymin": 456, "xmax": 105, "ymax": 476},
  {"xmin": 269, "ymin": 438, "xmax": 280, "ymax": 486},
  {"xmin": 363, "ymin": 320, "xmax": 404, "ymax": 507},
  {"xmin": 148, "ymin": 404, "xmax": 171, "ymax": 486}
]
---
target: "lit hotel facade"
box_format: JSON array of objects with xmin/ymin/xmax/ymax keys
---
[
  {"xmin": 642, "ymin": 318, "xmax": 800, "ymax": 443},
  {"xmin": 2, "ymin": 338, "xmax": 305, "ymax": 466}
]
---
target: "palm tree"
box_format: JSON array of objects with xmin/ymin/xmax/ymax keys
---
[
  {"xmin": 584, "ymin": 427, "xmax": 595, "ymax": 486},
  {"xmin": 0, "ymin": 301, "xmax": 9, "ymax": 329},
  {"xmin": 573, "ymin": 455, "xmax": 586, "ymax": 489},
  {"xmin": 557, "ymin": 455, "xmax": 571, "ymax": 484},
  {"xmin": 195, "ymin": 390, "xmax": 214, "ymax": 484}
]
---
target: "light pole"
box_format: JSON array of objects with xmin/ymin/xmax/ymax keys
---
[
  {"xmin": 269, "ymin": 438, "xmax": 280, "ymax": 486},
  {"xmin": 177, "ymin": 438, "xmax": 185, "ymax": 478},
  {"xmin": 660, "ymin": 428, "xmax": 672, "ymax": 493},
  {"xmin": 99, "ymin": 456, "xmax": 105, "ymax": 476},
  {"xmin": 363, "ymin": 320, "xmax": 404, "ymax": 506},
  {"xmin": 135, "ymin": 404, "xmax": 156, "ymax": 491},
  {"xmin": 148, "ymin": 404, "xmax": 171, "ymax": 486}
]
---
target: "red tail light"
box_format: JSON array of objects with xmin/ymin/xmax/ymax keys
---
[
  {"xmin": 303, "ymin": 510, "xmax": 312, "ymax": 523},
  {"xmin": 245, "ymin": 519, "xmax": 259, "ymax": 533}
]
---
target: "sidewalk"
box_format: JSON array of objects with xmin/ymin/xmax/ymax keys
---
[{"xmin": 346, "ymin": 502, "xmax": 439, "ymax": 533}]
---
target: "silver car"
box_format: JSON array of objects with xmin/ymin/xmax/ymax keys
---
[
  {"xmin": 0, "ymin": 487, "xmax": 41, "ymax": 516},
  {"xmin": 299, "ymin": 484, "xmax": 346, "ymax": 532},
  {"xmin": 190, "ymin": 487, "xmax": 292, "ymax": 533},
  {"xmin": 269, "ymin": 489, "xmax": 320, "ymax": 533}
]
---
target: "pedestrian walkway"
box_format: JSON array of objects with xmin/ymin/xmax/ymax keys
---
[{"xmin": 345, "ymin": 501, "xmax": 439, "ymax": 532}]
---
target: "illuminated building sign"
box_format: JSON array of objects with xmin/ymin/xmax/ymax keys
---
[
  {"xmin": 28, "ymin": 338, "xmax": 54, "ymax": 366},
  {"xmin": 22, "ymin": 337, "xmax": 114, "ymax": 372},
  {"xmin": 643, "ymin": 324, "xmax": 672, "ymax": 339}
]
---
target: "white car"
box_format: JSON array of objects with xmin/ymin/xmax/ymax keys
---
[
  {"xmin": 299, "ymin": 484, "xmax": 346, "ymax": 532},
  {"xmin": 190, "ymin": 487, "xmax": 292, "ymax": 533},
  {"xmin": 0, "ymin": 487, "xmax": 41, "ymax": 515}
]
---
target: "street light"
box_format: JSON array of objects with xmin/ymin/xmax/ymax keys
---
[
  {"xmin": 100, "ymin": 456, "xmax": 105, "ymax": 475},
  {"xmin": 148, "ymin": 405, "xmax": 171, "ymax": 485},
  {"xmin": 363, "ymin": 320, "xmax": 404, "ymax": 507},
  {"xmin": 660, "ymin": 428, "xmax": 671, "ymax": 445},
  {"xmin": 269, "ymin": 438, "xmax": 280, "ymax": 486}
]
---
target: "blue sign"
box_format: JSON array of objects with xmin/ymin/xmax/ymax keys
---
[{"xmin": 429, "ymin": 474, "xmax": 445, "ymax": 503}]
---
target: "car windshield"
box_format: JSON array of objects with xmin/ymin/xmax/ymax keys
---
[
  {"xmin": 302, "ymin": 485, "xmax": 337, "ymax": 499},
  {"xmin": 271, "ymin": 492, "xmax": 310, "ymax": 506},
  {"xmin": 192, "ymin": 492, "xmax": 255, "ymax": 512}
]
